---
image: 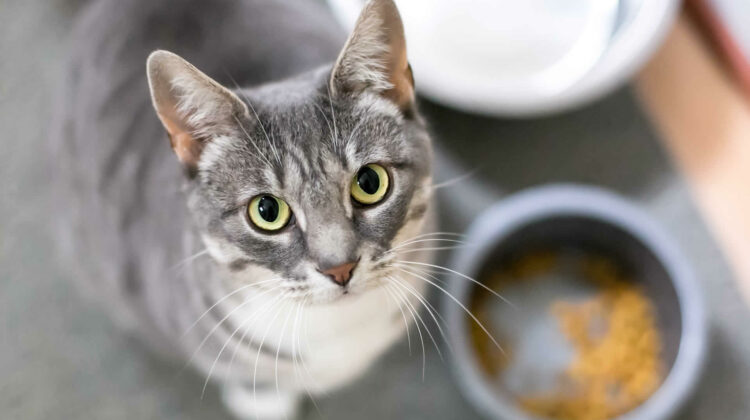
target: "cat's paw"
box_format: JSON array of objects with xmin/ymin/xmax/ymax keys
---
[{"xmin": 221, "ymin": 384, "xmax": 300, "ymax": 420}]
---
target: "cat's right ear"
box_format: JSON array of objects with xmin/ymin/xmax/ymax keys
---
[
  {"xmin": 146, "ymin": 50, "xmax": 248, "ymax": 175},
  {"xmin": 330, "ymin": 0, "xmax": 414, "ymax": 113}
]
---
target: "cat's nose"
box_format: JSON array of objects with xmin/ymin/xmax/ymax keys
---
[{"xmin": 319, "ymin": 261, "xmax": 358, "ymax": 287}]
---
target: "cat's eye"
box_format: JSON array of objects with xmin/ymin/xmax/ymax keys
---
[
  {"xmin": 248, "ymin": 195, "xmax": 292, "ymax": 232},
  {"xmin": 351, "ymin": 164, "xmax": 390, "ymax": 205}
]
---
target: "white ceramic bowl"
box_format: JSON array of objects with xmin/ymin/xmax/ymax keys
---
[{"xmin": 327, "ymin": 0, "xmax": 681, "ymax": 117}]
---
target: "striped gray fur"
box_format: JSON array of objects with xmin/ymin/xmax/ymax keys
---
[{"xmin": 52, "ymin": 0, "xmax": 434, "ymax": 416}]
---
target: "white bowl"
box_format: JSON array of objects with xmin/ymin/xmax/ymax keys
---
[{"xmin": 327, "ymin": 0, "xmax": 681, "ymax": 117}]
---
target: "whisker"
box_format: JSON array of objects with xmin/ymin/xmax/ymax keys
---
[
  {"xmin": 390, "ymin": 275, "xmax": 453, "ymax": 356},
  {"xmin": 297, "ymin": 298, "xmax": 324, "ymax": 415},
  {"xmin": 274, "ymin": 301, "xmax": 296, "ymax": 418},
  {"xmin": 382, "ymin": 283, "xmax": 412, "ymax": 354},
  {"xmin": 181, "ymin": 278, "xmax": 279, "ymax": 338},
  {"xmin": 222, "ymin": 72, "xmax": 280, "ymax": 167},
  {"xmin": 391, "ymin": 232, "xmax": 466, "ymax": 248},
  {"xmin": 346, "ymin": 118, "xmax": 367, "ymax": 148},
  {"xmin": 386, "ymin": 278, "xmax": 427, "ymax": 379},
  {"xmin": 393, "ymin": 276, "xmax": 450, "ymax": 328},
  {"xmin": 200, "ymin": 293, "xmax": 285, "ymax": 399},
  {"xmin": 224, "ymin": 72, "xmax": 282, "ymax": 166},
  {"xmin": 389, "ymin": 238, "xmax": 469, "ymax": 253},
  {"xmin": 394, "ymin": 266, "xmax": 505, "ymax": 355},
  {"xmin": 250, "ymin": 107, "xmax": 282, "ymax": 166},
  {"xmin": 324, "ymin": 84, "xmax": 339, "ymax": 151},
  {"xmin": 312, "ymin": 102, "xmax": 337, "ymax": 151},
  {"xmin": 397, "ymin": 260, "xmax": 516, "ymax": 309},
  {"xmin": 388, "ymin": 277, "xmax": 444, "ymax": 362},
  {"xmin": 170, "ymin": 249, "xmax": 209, "ymax": 271},
  {"xmin": 290, "ymin": 300, "xmax": 301, "ymax": 383},
  {"xmin": 252, "ymin": 301, "xmax": 289, "ymax": 413},
  {"xmin": 389, "ymin": 238, "xmax": 468, "ymax": 255},
  {"xmin": 233, "ymin": 115, "xmax": 275, "ymax": 169},
  {"xmin": 184, "ymin": 285, "xmax": 282, "ymax": 369},
  {"xmin": 395, "ymin": 245, "xmax": 468, "ymax": 254},
  {"xmin": 300, "ymin": 301, "xmax": 327, "ymax": 397},
  {"xmin": 408, "ymin": 231, "xmax": 467, "ymax": 237},
  {"xmin": 428, "ymin": 170, "xmax": 477, "ymax": 192},
  {"xmin": 225, "ymin": 293, "xmax": 286, "ymax": 380},
  {"xmin": 290, "ymin": 300, "xmax": 305, "ymax": 393}
]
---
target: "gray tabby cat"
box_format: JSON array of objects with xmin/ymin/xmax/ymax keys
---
[{"xmin": 52, "ymin": 0, "xmax": 434, "ymax": 418}]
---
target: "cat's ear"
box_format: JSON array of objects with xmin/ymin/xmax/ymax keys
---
[
  {"xmin": 146, "ymin": 50, "xmax": 248, "ymax": 173},
  {"xmin": 330, "ymin": 0, "xmax": 414, "ymax": 112}
]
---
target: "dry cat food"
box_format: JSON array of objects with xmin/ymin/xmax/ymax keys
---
[{"xmin": 470, "ymin": 251, "xmax": 665, "ymax": 420}]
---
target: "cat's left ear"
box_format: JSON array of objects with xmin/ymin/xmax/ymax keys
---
[
  {"xmin": 147, "ymin": 50, "xmax": 248, "ymax": 174},
  {"xmin": 330, "ymin": 0, "xmax": 414, "ymax": 112}
]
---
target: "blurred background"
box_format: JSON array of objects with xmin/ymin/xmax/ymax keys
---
[{"xmin": 1, "ymin": 0, "xmax": 750, "ymax": 419}]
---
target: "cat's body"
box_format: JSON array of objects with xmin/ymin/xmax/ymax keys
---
[{"xmin": 53, "ymin": 0, "xmax": 434, "ymax": 418}]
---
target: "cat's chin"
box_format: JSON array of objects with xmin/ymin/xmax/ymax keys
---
[
  {"xmin": 307, "ymin": 289, "xmax": 354, "ymax": 305},
  {"xmin": 307, "ymin": 281, "xmax": 384, "ymax": 305}
]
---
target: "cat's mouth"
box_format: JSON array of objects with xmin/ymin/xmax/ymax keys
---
[{"xmin": 308, "ymin": 272, "xmax": 387, "ymax": 304}]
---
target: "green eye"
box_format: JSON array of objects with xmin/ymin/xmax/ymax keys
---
[
  {"xmin": 248, "ymin": 195, "xmax": 291, "ymax": 231},
  {"xmin": 351, "ymin": 164, "xmax": 389, "ymax": 205}
]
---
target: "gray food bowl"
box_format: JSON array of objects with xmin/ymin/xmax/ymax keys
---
[{"xmin": 444, "ymin": 185, "xmax": 707, "ymax": 420}]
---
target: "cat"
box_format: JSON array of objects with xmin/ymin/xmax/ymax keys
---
[{"xmin": 51, "ymin": 0, "xmax": 435, "ymax": 418}]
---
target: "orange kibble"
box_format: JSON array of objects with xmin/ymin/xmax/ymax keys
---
[{"xmin": 471, "ymin": 252, "xmax": 665, "ymax": 420}]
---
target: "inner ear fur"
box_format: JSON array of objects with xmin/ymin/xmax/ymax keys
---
[
  {"xmin": 330, "ymin": 0, "xmax": 414, "ymax": 112},
  {"xmin": 146, "ymin": 50, "xmax": 248, "ymax": 173}
]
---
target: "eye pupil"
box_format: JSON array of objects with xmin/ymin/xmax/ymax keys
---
[
  {"xmin": 351, "ymin": 164, "xmax": 389, "ymax": 205},
  {"xmin": 357, "ymin": 167, "xmax": 380, "ymax": 195},
  {"xmin": 257, "ymin": 196, "xmax": 279, "ymax": 222}
]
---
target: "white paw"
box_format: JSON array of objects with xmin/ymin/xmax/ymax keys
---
[{"xmin": 221, "ymin": 384, "xmax": 300, "ymax": 420}]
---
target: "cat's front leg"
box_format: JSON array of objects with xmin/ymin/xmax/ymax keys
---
[{"xmin": 222, "ymin": 383, "xmax": 301, "ymax": 420}]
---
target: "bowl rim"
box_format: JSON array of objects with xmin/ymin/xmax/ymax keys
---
[
  {"xmin": 444, "ymin": 184, "xmax": 708, "ymax": 420},
  {"xmin": 326, "ymin": 0, "xmax": 682, "ymax": 117}
]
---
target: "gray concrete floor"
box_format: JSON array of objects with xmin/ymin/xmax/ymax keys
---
[{"xmin": 2, "ymin": 1, "xmax": 749, "ymax": 419}]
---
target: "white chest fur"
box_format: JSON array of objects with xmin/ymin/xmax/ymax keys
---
[
  {"xmin": 299, "ymin": 278, "xmax": 425, "ymax": 392},
  {"xmin": 229, "ymin": 275, "xmax": 425, "ymax": 394}
]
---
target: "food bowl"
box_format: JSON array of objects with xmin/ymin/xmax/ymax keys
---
[
  {"xmin": 327, "ymin": 0, "xmax": 681, "ymax": 117},
  {"xmin": 444, "ymin": 185, "xmax": 707, "ymax": 420}
]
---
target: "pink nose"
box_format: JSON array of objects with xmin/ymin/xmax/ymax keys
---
[{"xmin": 321, "ymin": 261, "xmax": 358, "ymax": 286}]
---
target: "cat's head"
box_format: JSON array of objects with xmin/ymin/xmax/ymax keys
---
[{"xmin": 146, "ymin": 0, "xmax": 431, "ymax": 304}]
